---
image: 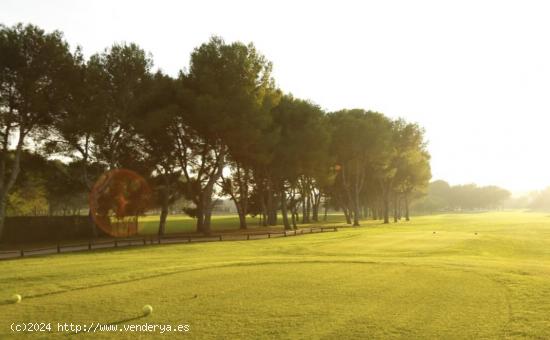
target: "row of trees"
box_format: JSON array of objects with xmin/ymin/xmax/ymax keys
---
[
  {"xmin": 413, "ymin": 180, "xmax": 511, "ymax": 212},
  {"xmin": 0, "ymin": 23, "xmax": 431, "ymax": 237},
  {"xmin": 524, "ymin": 188, "xmax": 550, "ymax": 211}
]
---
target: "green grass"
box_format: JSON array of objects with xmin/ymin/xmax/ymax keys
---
[
  {"xmin": 2, "ymin": 211, "xmax": 550, "ymax": 338},
  {"xmin": 137, "ymin": 213, "xmax": 347, "ymax": 234}
]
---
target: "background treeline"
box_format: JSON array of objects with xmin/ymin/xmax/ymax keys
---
[
  {"xmin": 504, "ymin": 187, "xmax": 550, "ymax": 211},
  {"xmin": 527, "ymin": 188, "xmax": 550, "ymax": 211},
  {"xmin": 0, "ymin": 23, "xmax": 431, "ymax": 237},
  {"xmin": 412, "ymin": 180, "xmax": 511, "ymax": 213}
]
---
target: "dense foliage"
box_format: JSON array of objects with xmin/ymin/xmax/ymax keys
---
[{"xmin": 0, "ymin": 23, "xmax": 431, "ymax": 236}]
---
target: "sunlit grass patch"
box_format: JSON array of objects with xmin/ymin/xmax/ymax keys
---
[{"xmin": 2, "ymin": 211, "xmax": 550, "ymax": 338}]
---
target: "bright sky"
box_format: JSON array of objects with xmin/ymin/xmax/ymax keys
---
[{"xmin": 2, "ymin": 0, "xmax": 550, "ymax": 194}]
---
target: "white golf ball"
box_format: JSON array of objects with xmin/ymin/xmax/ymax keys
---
[
  {"xmin": 142, "ymin": 304, "xmax": 153, "ymax": 316},
  {"xmin": 12, "ymin": 294, "xmax": 22, "ymax": 304}
]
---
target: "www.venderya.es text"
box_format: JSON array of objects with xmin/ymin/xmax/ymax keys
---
[{"xmin": 11, "ymin": 322, "xmax": 190, "ymax": 334}]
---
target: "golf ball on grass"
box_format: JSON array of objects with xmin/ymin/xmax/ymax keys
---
[
  {"xmin": 142, "ymin": 305, "xmax": 153, "ymax": 316},
  {"xmin": 11, "ymin": 294, "xmax": 21, "ymax": 304}
]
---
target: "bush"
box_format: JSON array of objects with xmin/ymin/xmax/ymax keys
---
[{"xmin": 1, "ymin": 216, "xmax": 104, "ymax": 244}]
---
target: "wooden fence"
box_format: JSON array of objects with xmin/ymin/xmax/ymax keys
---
[{"xmin": 0, "ymin": 226, "xmax": 338, "ymax": 260}]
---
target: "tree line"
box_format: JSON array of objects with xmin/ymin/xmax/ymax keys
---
[
  {"xmin": 413, "ymin": 180, "xmax": 511, "ymax": 213},
  {"xmin": 512, "ymin": 188, "xmax": 550, "ymax": 211},
  {"xmin": 0, "ymin": 23, "xmax": 431, "ymax": 237}
]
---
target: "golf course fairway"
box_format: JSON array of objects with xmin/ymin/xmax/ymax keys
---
[{"xmin": 1, "ymin": 211, "xmax": 549, "ymax": 339}]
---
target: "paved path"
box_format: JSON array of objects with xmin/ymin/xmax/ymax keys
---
[{"xmin": 0, "ymin": 227, "xmax": 337, "ymax": 260}]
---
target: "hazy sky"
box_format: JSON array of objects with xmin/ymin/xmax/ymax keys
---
[{"xmin": 2, "ymin": 0, "xmax": 550, "ymax": 193}]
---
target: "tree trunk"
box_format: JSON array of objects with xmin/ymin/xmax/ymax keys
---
[
  {"xmin": 305, "ymin": 194, "xmax": 311, "ymax": 223},
  {"xmin": 159, "ymin": 203, "xmax": 168, "ymax": 236},
  {"xmin": 301, "ymin": 194, "xmax": 306, "ymax": 224},
  {"xmin": 0, "ymin": 197, "xmax": 6, "ymax": 241},
  {"xmin": 200, "ymin": 190, "xmax": 215, "ymax": 234},
  {"xmin": 270, "ymin": 208, "xmax": 277, "ymax": 225},
  {"xmin": 0, "ymin": 134, "xmax": 25, "ymax": 239},
  {"xmin": 343, "ymin": 208, "xmax": 352, "ymax": 224},
  {"xmin": 393, "ymin": 195, "xmax": 398, "ymax": 223},
  {"xmin": 353, "ymin": 186, "xmax": 361, "ymax": 226},
  {"xmin": 383, "ymin": 194, "xmax": 390, "ymax": 224},
  {"xmin": 405, "ymin": 194, "xmax": 410, "ymax": 221},
  {"xmin": 201, "ymin": 149, "xmax": 226, "ymax": 234},
  {"xmin": 88, "ymin": 209, "xmax": 98, "ymax": 238},
  {"xmin": 266, "ymin": 185, "xmax": 277, "ymax": 226},
  {"xmin": 196, "ymin": 200, "xmax": 204, "ymax": 233},
  {"xmin": 260, "ymin": 195, "xmax": 268, "ymax": 227},
  {"xmin": 311, "ymin": 191, "xmax": 320, "ymax": 222},
  {"xmin": 229, "ymin": 165, "xmax": 249, "ymax": 230},
  {"xmin": 204, "ymin": 205, "xmax": 213, "ymax": 234},
  {"xmin": 398, "ymin": 197, "xmax": 402, "ymax": 220},
  {"xmin": 241, "ymin": 192, "xmax": 249, "ymax": 228},
  {"xmin": 232, "ymin": 193, "xmax": 248, "ymax": 230},
  {"xmin": 237, "ymin": 209, "xmax": 247, "ymax": 229},
  {"xmin": 290, "ymin": 208, "xmax": 297, "ymax": 229},
  {"xmin": 280, "ymin": 189, "xmax": 291, "ymax": 230},
  {"xmin": 202, "ymin": 185, "xmax": 215, "ymax": 234}
]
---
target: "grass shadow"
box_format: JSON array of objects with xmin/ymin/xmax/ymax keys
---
[
  {"xmin": 0, "ymin": 300, "xmax": 16, "ymax": 306},
  {"xmin": 109, "ymin": 315, "xmax": 145, "ymax": 325}
]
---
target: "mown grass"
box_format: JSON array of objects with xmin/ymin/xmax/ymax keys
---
[
  {"xmin": 137, "ymin": 213, "xmax": 347, "ymax": 234},
  {"xmin": 1, "ymin": 211, "xmax": 550, "ymax": 338}
]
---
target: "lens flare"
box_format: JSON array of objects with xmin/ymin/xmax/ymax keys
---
[{"xmin": 89, "ymin": 169, "xmax": 152, "ymax": 237}]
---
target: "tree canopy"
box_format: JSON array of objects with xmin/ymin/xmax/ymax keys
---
[{"xmin": 0, "ymin": 22, "xmax": 434, "ymax": 237}]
